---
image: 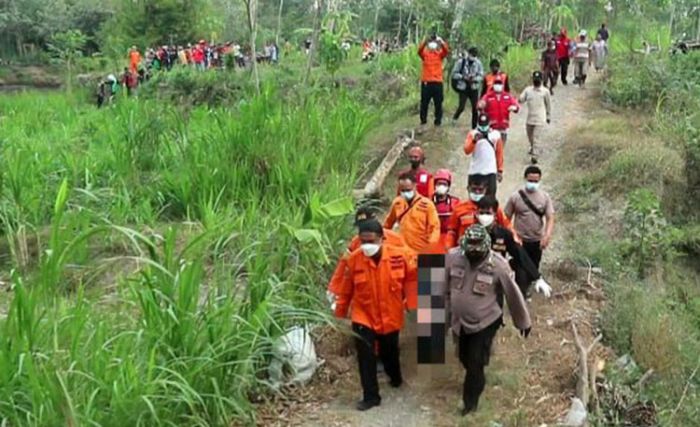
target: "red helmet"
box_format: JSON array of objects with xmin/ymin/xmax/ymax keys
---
[{"xmin": 434, "ymin": 168, "xmax": 452, "ymax": 184}]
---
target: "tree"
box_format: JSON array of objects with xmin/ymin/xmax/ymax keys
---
[
  {"xmin": 304, "ymin": 0, "xmax": 323, "ymax": 84},
  {"xmin": 242, "ymin": 0, "xmax": 261, "ymax": 94},
  {"xmin": 47, "ymin": 29, "xmax": 87, "ymax": 92}
]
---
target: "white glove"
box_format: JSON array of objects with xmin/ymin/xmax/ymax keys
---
[
  {"xmin": 326, "ymin": 290, "xmax": 337, "ymax": 310},
  {"xmin": 508, "ymin": 105, "xmax": 518, "ymax": 112},
  {"xmin": 534, "ymin": 278, "xmax": 552, "ymax": 298}
]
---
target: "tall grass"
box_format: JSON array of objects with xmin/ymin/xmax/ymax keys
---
[{"xmin": 0, "ymin": 85, "xmax": 374, "ymax": 425}]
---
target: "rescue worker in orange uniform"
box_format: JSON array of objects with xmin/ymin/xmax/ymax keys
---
[
  {"xmin": 384, "ymin": 171, "xmax": 441, "ymax": 254},
  {"xmin": 418, "ymin": 33, "xmax": 449, "ymax": 127},
  {"xmin": 444, "ymin": 181, "xmax": 514, "ymax": 249},
  {"xmin": 128, "ymin": 46, "xmax": 142, "ymax": 74},
  {"xmin": 396, "ymin": 146, "xmax": 434, "ymax": 198},
  {"xmin": 327, "ymin": 206, "xmax": 406, "ymax": 298},
  {"xmin": 334, "ymin": 219, "xmax": 418, "ymax": 411},
  {"xmin": 432, "ymin": 169, "xmax": 460, "ymax": 247}
]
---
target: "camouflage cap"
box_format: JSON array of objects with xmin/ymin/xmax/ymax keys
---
[{"xmin": 460, "ymin": 224, "xmax": 492, "ymax": 254}]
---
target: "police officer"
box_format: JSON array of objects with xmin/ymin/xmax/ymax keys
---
[{"xmin": 444, "ymin": 225, "xmax": 531, "ymax": 415}]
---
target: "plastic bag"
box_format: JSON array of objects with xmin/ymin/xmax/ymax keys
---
[
  {"xmin": 268, "ymin": 326, "xmax": 318, "ymax": 389},
  {"xmin": 563, "ymin": 397, "xmax": 587, "ymax": 426}
]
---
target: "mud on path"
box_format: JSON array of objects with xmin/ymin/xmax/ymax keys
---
[{"xmin": 260, "ymin": 74, "xmax": 610, "ymax": 427}]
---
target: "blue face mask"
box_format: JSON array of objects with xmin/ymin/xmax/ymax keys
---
[
  {"xmin": 469, "ymin": 192, "xmax": 484, "ymax": 202},
  {"xmin": 525, "ymin": 182, "xmax": 540, "ymax": 192},
  {"xmin": 477, "ymin": 126, "xmax": 489, "ymax": 133},
  {"xmin": 401, "ymin": 190, "xmax": 415, "ymax": 201}
]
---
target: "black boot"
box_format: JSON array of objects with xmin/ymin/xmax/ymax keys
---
[{"xmin": 356, "ymin": 399, "xmax": 381, "ymax": 411}]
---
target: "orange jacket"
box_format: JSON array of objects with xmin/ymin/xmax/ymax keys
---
[
  {"xmin": 483, "ymin": 71, "xmax": 510, "ymax": 93},
  {"xmin": 327, "ymin": 230, "xmax": 406, "ymax": 295},
  {"xmin": 464, "ymin": 130, "xmax": 505, "ymax": 174},
  {"xmin": 334, "ymin": 245, "xmax": 417, "ymax": 334},
  {"xmin": 384, "ymin": 195, "xmax": 440, "ymax": 253},
  {"xmin": 129, "ymin": 51, "xmax": 141, "ymax": 69},
  {"xmin": 444, "ymin": 199, "xmax": 514, "ymax": 249},
  {"xmin": 418, "ymin": 41, "xmax": 449, "ymax": 83}
]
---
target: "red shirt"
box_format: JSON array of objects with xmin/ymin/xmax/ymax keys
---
[
  {"xmin": 433, "ymin": 194, "xmax": 461, "ymax": 234},
  {"xmin": 479, "ymin": 91, "xmax": 520, "ymax": 131},
  {"xmin": 555, "ymin": 35, "xmax": 571, "ymax": 60},
  {"xmin": 192, "ymin": 47, "xmax": 205, "ymax": 63}
]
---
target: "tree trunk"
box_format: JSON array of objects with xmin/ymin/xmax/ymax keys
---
[
  {"xmin": 668, "ymin": 2, "xmax": 675, "ymax": 40},
  {"xmin": 373, "ymin": 0, "xmax": 381, "ymax": 41},
  {"xmin": 304, "ymin": 0, "xmax": 322, "ymax": 85},
  {"xmin": 696, "ymin": 7, "xmax": 700, "ymax": 41},
  {"xmin": 276, "ymin": 0, "xmax": 284, "ymax": 46},
  {"xmin": 405, "ymin": 7, "xmax": 414, "ymax": 45},
  {"xmin": 243, "ymin": 0, "xmax": 261, "ymax": 94},
  {"xmin": 396, "ymin": 2, "xmax": 402, "ymax": 43},
  {"xmin": 450, "ymin": 0, "xmax": 468, "ymax": 46}
]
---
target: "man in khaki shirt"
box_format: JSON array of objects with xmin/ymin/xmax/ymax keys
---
[
  {"xmin": 505, "ymin": 165, "xmax": 555, "ymax": 278},
  {"xmin": 443, "ymin": 225, "xmax": 531, "ymax": 415},
  {"xmin": 519, "ymin": 71, "xmax": 551, "ymax": 163}
]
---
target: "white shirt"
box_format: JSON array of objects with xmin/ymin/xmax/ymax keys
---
[{"xmin": 468, "ymin": 129, "xmax": 501, "ymax": 175}]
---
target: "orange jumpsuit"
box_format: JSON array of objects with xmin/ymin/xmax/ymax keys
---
[
  {"xmin": 334, "ymin": 245, "xmax": 418, "ymax": 334},
  {"xmin": 383, "ymin": 195, "xmax": 440, "ymax": 254},
  {"xmin": 444, "ymin": 199, "xmax": 514, "ymax": 249},
  {"xmin": 129, "ymin": 50, "xmax": 142, "ymax": 73},
  {"xmin": 327, "ymin": 229, "xmax": 405, "ymax": 295}
]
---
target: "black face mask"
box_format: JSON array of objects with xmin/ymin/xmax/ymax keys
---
[
  {"xmin": 410, "ymin": 160, "xmax": 421, "ymax": 169},
  {"xmin": 534, "ymin": 79, "xmax": 542, "ymax": 86},
  {"xmin": 466, "ymin": 250, "xmax": 487, "ymax": 262}
]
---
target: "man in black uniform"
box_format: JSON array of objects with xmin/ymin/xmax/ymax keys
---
[{"xmin": 476, "ymin": 196, "xmax": 551, "ymax": 298}]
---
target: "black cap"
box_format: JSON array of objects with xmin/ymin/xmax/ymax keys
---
[
  {"xmin": 357, "ymin": 218, "xmax": 384, "ymax": 236},
  {"xmin": 532, "ymin": 71, "xmax": 543, "ymax": 79},
  {"xmin": 477, "ymin": 113, "xmax": 490, "ymax": 126}
]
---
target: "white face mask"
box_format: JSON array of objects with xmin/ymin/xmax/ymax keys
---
[
  {"xmin": 493, "ymin": 84, "xmax": 504, "ymax": 93},
  {"xmin": 435, "ymin": 184, "xmax": 449, "ymax": 196},
  {"xmin": 477, "ymin": 214, "xmax": 495, "ymax": 227},
  {"xmin": 525, "ymin": 182, "xmax": 540, "ymax": 192},
  {"xmin": 427, "ymin": 42, "xmax": 438, "ymax": 50},
  {"xmin": 401, "ymin": 190, "xmax": 415, "ymax": 201},
  {"xmin": 469, "ymin": 192, "xmax": 484, "ymax": 202},
  {"xmin": 360, "ymin": 243, "xmax": 381, "ymax": 257}
]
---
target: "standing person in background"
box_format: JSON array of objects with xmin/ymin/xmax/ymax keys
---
[
  {"xmin": 477, "ymin": 77, "xmax": 519, "ymax": 145},
  {"xmin": 482, "ymin": 59, "xmax": 509, "ymax": 95},
  {"xmin": 397, "ymin": 146, "xmax": 434, "ymax": 198},
  {"xmin": 417, "ymin": 33, "xmax": 450, "ymax": 129},
  {"xmin": 504, "ymin": 165, "xmax": 556, "ymax": 273},
  {"xmin": 572, "ymin": 31, "xmax": 592, "ymax": 87},
  {"xmin": 591, "ymin": 34, "xmax": 608, "ymax": 72},
  {"xmin": 177, "ymin": 46, "xmax": 188, "ymax": 66},
  {"xmin": 432, "ymin": 169, "xmax": 461, "ymax": 247},
  {"xmin": 128, "ymin": 46, "xmax": 141, "ymax": 74},
  {"xmin": 121, "ymin": 67, "xmax": 137, "ymax": 97},
  {"xmin": 384, "ymin": 172, "xmax": 441, "ymax": 254},
  {"xmin": 519, "ymin": 71, "xmax": 551, "ymax": 164},
  {"xmin": 596, "ymin": 23, "xmax": 609, "ymax": 42},
  {"xmin": 541, "ymin": 39, "xmax": 559, "ymax": 95},
  {"xmin": 451, "ymin": 47, "xmax": 483, "ymax": 129},
  {"xmin": 554, "ymin": 27, "xmax": 571, "ymax": 85},
  {"xmin": 464, "ymin": 114, "xmax": 504, "ymax": 197}
]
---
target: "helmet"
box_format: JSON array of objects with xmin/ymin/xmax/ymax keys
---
[
  {"xmin": 460, "ymin": 224, "xmax": 491, "ymax": 255},
  {"xmin": 579, "ymin": 30, "xmax": 587, "ymax": 37},
  {"xmin": 434, "ymin": 169, "xmax": 453, "ymax": 184},
  {"xmin": 408, "ymin": 146, "xmax": 425, "ymax": 159}
]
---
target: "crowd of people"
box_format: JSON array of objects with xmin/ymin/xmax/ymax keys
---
[
  {"xmin": 326, "ymin": 23, "xmax": 611, "ymax": 417},
  {"xmin": 96, "ymin": 39, "xmax": 280, "ymax": 107}
]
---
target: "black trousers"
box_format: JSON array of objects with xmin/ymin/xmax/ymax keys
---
[
  {"xmin": 458, "ymin": 319, "xmax": 501, "ymax": 410},
  {"xmin": 559, "ymin": 57, "xmax": 570, "ymax": 84},
  {"xmin": 353, "ymin": 323, "xmax": 402, "ymax": 403},
  {"xmin": 523, "ymin": 241, "xmax": 543, "ymax": 269},
  {"xmin": 454, "ymin": 88, "xmax": 479, "ymax": 128},
  {"xmin": 544, "ymin": 69, "xmax": 558, "ymax": 91},
  {"xmin": 468, "ymin": 173, "xmax": 497, "ymax": 197},
  {"xmin": 420, "ymin": 82, "xmax": 444, "ymax": 125}
]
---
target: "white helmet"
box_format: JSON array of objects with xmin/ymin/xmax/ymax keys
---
[
  {"xmin": 579, "ymin": 30, "xmax": 587, "ymax": 37},
  {"xmin": 107, "ymin": 74, "xmax": 116, "ymax": 82}
]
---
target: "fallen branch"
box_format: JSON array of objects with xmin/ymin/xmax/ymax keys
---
[
  {"xmin": 361, "ymin": 132, "xmax": 415, "ymax": 198},
  {"xmin": 635, "ymin": 369, "xmax": 654, "ymax": 392},
  {"xmin": 571, "ymin": 322, "xmax": 603, "ymax": 408}
]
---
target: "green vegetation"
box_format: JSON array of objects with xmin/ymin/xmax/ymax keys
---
[{"xmin": 559, "ymin": 40, "xmax": 700, "ymax": 424}]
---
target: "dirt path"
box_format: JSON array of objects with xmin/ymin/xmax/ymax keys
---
[{"xmin": 266, "ymin": 74, "xmax": 607, "ymax": 427}]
